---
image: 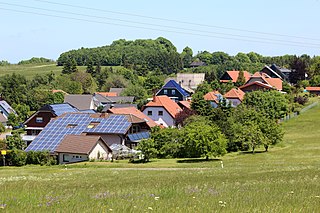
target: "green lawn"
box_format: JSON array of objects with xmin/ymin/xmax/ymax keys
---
[
  {"xmin": 0, "ymin": 63, "xmax": 88, "ymax": 79},
  {"xmin": 0, "ymin": 105, "xmax": 320, "ymax": 212}
]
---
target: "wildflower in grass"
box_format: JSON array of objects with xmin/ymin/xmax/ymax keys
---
[
  {"xmin": 0, "ymin": 204, "xmax": 6, "ymax": 209},
  {"xmin": 289, "ymin": 191, "xmax": 294, "ymax": 194},
  {"xmin": 148, "ymin": 207, "xmax": 153, "ymax": 210},
  {"xmin": 219, "ymin": 201, "xmax": 227, "ymax": 207},
  {"xmin": 154, "ymin": 197, "xmax": 159, "ymax": 201},
  {"xmin": 193, "ymin": 197, "xmax": 196, "ymax": 199},
  {"xmin": 109, "ymin": 209, "xmax": 113, "ymax": 211}
]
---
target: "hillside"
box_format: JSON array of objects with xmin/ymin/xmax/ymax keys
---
[
  {"xmin": 0, "ymin": 63, "xmax": 89, "ymax": 79},
  {"xmin": 0, "ymin": 102, "xmax": 319, "ymax": 212}
]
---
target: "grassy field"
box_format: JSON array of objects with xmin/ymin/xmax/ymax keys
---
[
  {"xmin": 0, "ymin": 105, "xmax": 320, "ymax": 212},
  {"xmin": 0, "ymin": 63, "xmax": 88, "ymax": 79}
]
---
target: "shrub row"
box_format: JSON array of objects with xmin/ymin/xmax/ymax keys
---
[{"xmin": 4, "ymin": 150, "xmax": 57, "ymax": 166}]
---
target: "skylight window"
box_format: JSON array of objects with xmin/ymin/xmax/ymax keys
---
[
  {"xmin": 66, "ymin": 124, "xmax": 77, "ymax": 128},
  {"xmin": 87, "ymin": 122, "xmax": 100, "ymax": 129}
]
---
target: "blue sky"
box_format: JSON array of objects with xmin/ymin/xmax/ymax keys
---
[{"xmin": 1, "ymin": 0, "xmax": 320, "ymax": 63}]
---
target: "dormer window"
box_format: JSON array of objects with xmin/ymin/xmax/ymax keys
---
[
  {"xmin": 66, "ymin": 124, "xmax": 77, "ymax": 128},
  {"xmin": 172, "ymin": 90, "xmax": 176, "ymax": 95},
  {"xmin": 163, "ymin": 89, "xmax": 168, "ymax": 94},
  {"xmin": 87, "ymin": 122, "xmax": 100, "ymax": 129}
]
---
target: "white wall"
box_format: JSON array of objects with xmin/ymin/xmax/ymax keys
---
[
  {"xmin": 58, "ymin": 153, "xmax": 88, "ymax": 164},
  {"xmin": 227, "ymin": 98, "xmax": 241, "ymax": 107},
  {"xmin": 143, "ymin": 107, "xmax": 175, "ymax": 127},
  {"xmin": 89, "ymin": 141, "xmax": 111, "ymax": 160}
]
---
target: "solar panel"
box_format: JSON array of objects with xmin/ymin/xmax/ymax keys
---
[
  {"xmin": 128, "ymin": 132, "xmax": 150, "ymax": 142},
  {"xmin": 26, "ymin": 113, "xmax": 132, "ymax": 152},
  {"xmin": 51, "ymin": 103, "xmax": 79, "ymax": 116}
]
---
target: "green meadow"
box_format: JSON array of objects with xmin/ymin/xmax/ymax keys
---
[
  {"xmin": 0, "ymin": 63, "xmax": 88, "ymax": 79},
  {"xmin": 0, "ymin": 103, "xmax": 320, "ymax": 212}
]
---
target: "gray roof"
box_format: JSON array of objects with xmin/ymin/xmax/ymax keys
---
[
  {"xmin": 109, "ymin": 88, "xmax": 125, "ymax": 96},
  {"xmin": 107, "ymin": 96, "xmax": 135, "ymax": 103},
  {"xmin": 0, "ymin": 100, "xmax": 16, "ymax": 115},
  {"xmin": 93, "ymin": 93, "xmax": 114, "ymax": 104},
  {"xmin": 64, "ymin": 95, "xmax": 94, "ymax": 111}
]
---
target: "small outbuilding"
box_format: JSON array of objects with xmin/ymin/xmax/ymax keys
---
[{"xmin": 55, "ymin": 135, "xmax": 112, "ymax": 164}]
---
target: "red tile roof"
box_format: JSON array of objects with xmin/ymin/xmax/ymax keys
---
[
  {"xmin": 251, "ymin": 72, "xmax": 283, "ymax": 90},
  {"xmin": 107, "ymin": 107, "xmax": 157, "ymax": 128},
  {"xmin": 204, "ymin": 91, "xmax": 221, "ymax": 103},
  {"xmin": 144, "ymin": 96, "xmax": 182, "ymax": 118},
  {"xmin": 224, "ymin": 88, "xmax": 245, "ymax": 101},
  {"xmin": 221, "ymin": 71, "xmax": 252, "ymax": 83},
  {"xmin": 306, "ymin": 87, "xmax": 320, "ymax": 91},
  {"xmin": 96, "ymin": 92, "xmax": 117, "ymax": 97},
  {"xmin": 178, "ymin": 101, "xmax": 191, "ymax": 110},
  {"xmin": 55, "ymin": 135, "xmax": 111, "ymax": 154},
  {"xmin": 264, "ymin": 78, "xmax": 283, "ymax": 90},
  {"xmin": 239, "ymin": 81, "xmax": 274, "ymax": 90}
]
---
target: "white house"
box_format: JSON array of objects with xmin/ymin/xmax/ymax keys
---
[
  {"xmin": 55, "ymin": 135, "xmax": 112, "ymax": 164},
  {"xmin": 142, "ymin": 96, "xmax": 182, "ymax": 127}
]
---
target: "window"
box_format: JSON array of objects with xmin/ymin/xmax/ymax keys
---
[
  {"xmin": 163, "ymin": 89, "xmax": 168, "ymax": 94},
  {"xmin": 87, "ymin": 122, "xmax": 100, "ymax": 129},
  {"xmin": 158, "ymin": 111, "xmax": 163, "ymax": 116},
  {"xmin": 66, "ymin": 124, "xmax": 77, "ymax": 128},
  {"xmin": 35, "ymin": 117, "xmax": 43, "ymax": 123},
  {"xmin": 147, "ymin": 111, "xmax": 152, "ymax": 116},
  {"xmin": 171, "ymin": 90, "xmax": 176, "ymax": 95},
  {"xmin": 63, "ymin": 154, "xmax": 69, "ymax": 162}
]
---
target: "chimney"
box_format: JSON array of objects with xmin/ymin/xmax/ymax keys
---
[{"xmin": 152, "ymin": 89, "xmax": 157, "ymax": 102}]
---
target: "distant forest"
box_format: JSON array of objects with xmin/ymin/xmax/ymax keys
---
[{"xmin": 56, "ymin": 37, "xmax": 320, "ymax": 83}]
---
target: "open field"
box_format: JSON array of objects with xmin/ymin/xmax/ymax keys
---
[
  {"xmin": 0, "ymin": 64, "xmax": 88, "ymax": 79},
  {"xmin": 0, "ymin": 105, "xmax": 320, "ymax": 212}
]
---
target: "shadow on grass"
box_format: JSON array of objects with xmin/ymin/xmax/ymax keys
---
[
  {"xmin": 176, "ymin": 158, "xmax": 221, "ymax": 163},
  {"xmin": 129, "ymin": 159, "xmax": 152, "ymax": 164}
]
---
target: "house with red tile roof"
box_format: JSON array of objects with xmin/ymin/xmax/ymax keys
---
[
  {"xmin": 245, "ymin": 72, "xmax": 283, "ymax": 91},
  {"xmin": 107, "ymin": 106, "xmax": 157, "ymax": 128},
  {"xmin": 239, "ymin": 81, "xmax": 275, "ymax": 93},
  {"xmin": 178, "ymin": 101, "xmax": 191, "ymax": 111},
  {"xmin": 220, "ymin": 71, "xmax": 252, "ymax": 83},
  {"xmin": 305, "ymin": 87, "xmax": 320, "ymax": 96},
  {"xmin": 141, "ymin": 96, "xmax": 183, "ymax": 127},
  {"xmin": 224, "ymin": 88, "xmax": 245, "ymax": 107},
  {"xmin": 204, "ymin": 91, "xmax": 223, "ymax": 108}
]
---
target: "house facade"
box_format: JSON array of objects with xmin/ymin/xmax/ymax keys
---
[
  {"xmin": 156, "ymin": 80, "xmax": 190, "ymax": 102},
  {"xmin": 23, "ymin": 103, "xmax": 79, "ymax": 145},
  {"xmin": 224, "ymin": 88, "xmax": 245, "ymax": 107},
  {"xmin": 142, "ymin": 96, "xmax": 182, "ymax": 127},
  {"xmin": 204, "ymin": 91, "xmax": 223, "ymax": 108},
  {"xmin": 55, "ymin": 135, "xmax": 112, "ymax": 164}
]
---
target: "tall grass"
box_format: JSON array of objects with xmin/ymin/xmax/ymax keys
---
[{"xmin": 0, "ymin": 105, "xmax": 320, "ymax": 212}]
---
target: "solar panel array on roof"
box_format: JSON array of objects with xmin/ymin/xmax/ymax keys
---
[
  {"xmin": 51, "ymin": 103, "xmax": 79, "ymax": 116},
  {"xmin": 26, "ymin": 113, "xmax": 131, "ymax": 152},
  {"xmin": 128, "ymin": 132, "xmax": 150, "ymax": 142}
]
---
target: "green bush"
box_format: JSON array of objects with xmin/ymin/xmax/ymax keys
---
[{"xmin": 7, "ymin": 149, "xmax": 27, "ymax": 166}]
